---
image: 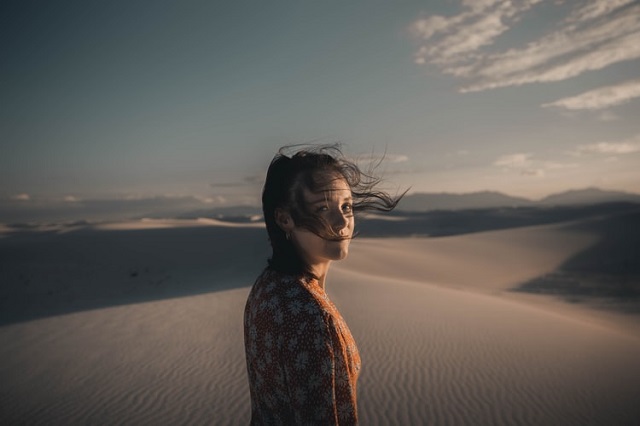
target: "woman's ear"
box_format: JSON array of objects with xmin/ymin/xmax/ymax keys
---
[{"xmin": 275, "ymin": 208, "xmax": 295, "ymax": 233}]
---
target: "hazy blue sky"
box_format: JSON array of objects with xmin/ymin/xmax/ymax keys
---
[{"xmin": 2, "ymin": 0, "xmax": 639, "ymax": 210}]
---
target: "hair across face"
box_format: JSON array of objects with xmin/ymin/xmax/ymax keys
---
[
  {"xmin": 288, "ymin": 169, "xmax": 354, "ymax": 241},
  {"xmin": 289, "ymin": 174, "xmax": 355, "ymax": 267},
  {"xmin": 261, "ymin": 144, "xmax": 404, "ymax": 276}
]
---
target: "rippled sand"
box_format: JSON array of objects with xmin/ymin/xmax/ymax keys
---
[{"xmin": 1, "ymin": 218, "xmax": 639, "ymax": 425}]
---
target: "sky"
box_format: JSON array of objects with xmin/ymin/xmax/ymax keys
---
[{"xmin": 2, "ymin": 0, "xmax": 639, "ymax": 217}]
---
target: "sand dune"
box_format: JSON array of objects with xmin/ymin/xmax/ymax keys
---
[
  {"xmin": 0, "ymin": 289, "xmax": 251, "ymax": 425},
  {"xmin": 330, "ymin": 270, "xmax": 640, "ymax": 425},
  {"xmin": 339, "ymin": 222, "xmax": 598, "ymax": 294},
  {"xmin": 1, "ymin": 214, "xmax": 639, "ymax": 425}
]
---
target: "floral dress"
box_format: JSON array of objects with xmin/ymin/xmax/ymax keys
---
[{"xmin": 244, "ymin": 268, "xmax": 361, "ymax": 425}]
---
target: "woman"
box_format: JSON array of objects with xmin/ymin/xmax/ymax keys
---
[{"xmin": 244, "ymin": 145, "xmax": 403, "ymax": 425}]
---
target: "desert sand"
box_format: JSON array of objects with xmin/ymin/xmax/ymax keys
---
[{"xmin": 1, "ymin": 212, "xmax": 639, "ymax": 425}]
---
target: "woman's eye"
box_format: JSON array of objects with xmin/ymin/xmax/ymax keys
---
[{"xmin": 315, "ymin": 204, "xmax": 352, "ymax": 213}]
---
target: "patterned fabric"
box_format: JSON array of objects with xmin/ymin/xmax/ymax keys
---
[{"xmin": 244, "ymin": 268, "xmax": 361, "ymax": 425}]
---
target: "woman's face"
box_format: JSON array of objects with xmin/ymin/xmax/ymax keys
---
[{"xmin": 291, "ymin": 174, "xmax": 354, "ymax": 265}]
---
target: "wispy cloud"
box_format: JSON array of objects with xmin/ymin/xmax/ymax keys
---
[
  {"xmin": 493, "ymin": 152, "xmax": 544, "ymax": 176},
  {"xmin": 543, "ymin": 161, "xmax": 579, "ymax": 170},
  {"xmin": 574, "ymin": 133, "xmax": 640, "ymax": 155},
  {"xmin": 11, "ymin": 193, "xmax": 31, "ymax": 201},
  {"xmin": 565, "ymin": 0, "xmax": 637, "ymax": 23},
  {"xmin": 410, "ymin": 0, "xmax": 538, "ymax": 67},
  {"xmin": 209, "ymin": 182, "xmax": 246, "ymax": 189},
  {"xmin": 598, "ymin": 111, "xmax": 621, "ymax": 121},
  {"xmin": 493, "ymin": 153, "xmax": 532, "ymax": 169},
  {"xmin": 210, "ymin": 175, "xmax": 262, "ymax": 189},
  {"xmin": 493, "ymin": 152, "xmax": 578, "ymax": 177},
  {"xmin": 356, "ymin": 153, "xmax": 409, "ymax": 164},
  {"xmin": 542, "ymin": 78, "xmax": 640, "ymax": 110},
  {"xmin": 410, "ymin": 0, "xmax": 640, "ymax": 92}
]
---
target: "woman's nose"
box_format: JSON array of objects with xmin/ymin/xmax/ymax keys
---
[{"xmin": 331, "ymin": 210, "xmax": 348, "ymax": 232}]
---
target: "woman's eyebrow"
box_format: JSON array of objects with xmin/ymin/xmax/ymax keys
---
[
  {"xmin": 307, "ymin": 190, "xmax": 352, "ymax": 204},
  {"xmin": 308, "ymin": 198, "xmax": 352, "ymax": 206},
  {"xmin": 308, "ymin": 197, "xmax": 328, "ymax": 204}
]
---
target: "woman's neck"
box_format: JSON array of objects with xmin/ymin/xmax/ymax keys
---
[{"xmin": 308, "ymin": 261, "xmax": 331, "ymax": 289}]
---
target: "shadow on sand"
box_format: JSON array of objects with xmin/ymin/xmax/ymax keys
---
[
  {"xmin": 512, "ymin": 208, "xmax": 640, "ymax": 315},
  {"xmin": 357, "ymin": 202, "xmax": 640, "ymax": 237},
  {"xmin": 0, "ymin": 226, "xmax": 270, "ymax": 326}
]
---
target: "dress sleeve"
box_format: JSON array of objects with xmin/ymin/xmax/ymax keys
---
[{"xmin": 281, "ymin": 308, "xmax": 342, "ymax": 424}]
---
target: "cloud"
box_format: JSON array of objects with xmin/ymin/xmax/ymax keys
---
[
  {"xmin": 410, "ymin": 0, "xmax": 640, "ymax": 92},
  {"xmin": 493, "ymin": 153, "xmax": 577, "ymax": 177},
  {"xmin": 194, "ymin": 196, "xmax": 216, "ymax": 204},
  {"xmin": 410, "ymin": 0, "xmax": 536, "ymax": 67},
  {"xmin": 520, "ymin": 168, "xmax": 545, "ymax": 177},
  {"xmin": 355, "ymin": 153, "xmax": 409, "ymax": 164},
  {"xmin": 493, "ymin": 153, "xmax": 543, "ymax": 177},
  {"xmin": 575, "ymin": 133, "xmax": 640, "ymax": 155},
  {"xmin": 11, "ymin": 193, "xmax": 31, "ymax": 201},
  {"xmin": 383, "ymin": 154, "xmax": 410, "ymax": 163},
  {"xmin": 243, "ymin": 175, "xmax": 262, "ymax": 184},
  {"xmin": 542, "ymin": 78, "xmax": 640, "ymax": 110},
  {"xmin": 64, "ymin": 195, "xmax": 81, "ymax": 203},
  {"xmin": 597, "ymin": 111, "xmax": 620, "ymax": 121},
  {"xmin": 565, "ymin": 0, "xmax": 636, "ymax": 23},
  {"xmin": 543, "ymin": 161, "xmax": 579, "ymax": 170},
  {"xmin": 581, "ymin": 142, "xmax": 640, "ymax": 154},
  {"xmin": 210, "ymin": 175, "xmax": 263, "ymax": 189},
  {"xmin": 210, "ymin": 182, "xmax": 246, "ymax": 188},
  {"xmin": 493, "ymin": 153, "xmax": 532, "ymax": 168}
]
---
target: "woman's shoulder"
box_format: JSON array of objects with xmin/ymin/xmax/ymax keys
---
[
  {"xmin": 246, "ymin": 269, "xmax": 332, "ymax": 337},
  {"xmin": 254, "ymin": 268, "xmax": 304, "ymax": 290},
  {"xmin": 250, "ymin": 268, "xmax": 305, "ymax": 301},
  {"xmin": 251, "ymin": 269, "xmax": 329, "ymax": 315}
]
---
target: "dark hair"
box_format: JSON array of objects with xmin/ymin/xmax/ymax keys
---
[{"xmin": 262, "ymin": 144, "xmax": 406, "ymax": 277}]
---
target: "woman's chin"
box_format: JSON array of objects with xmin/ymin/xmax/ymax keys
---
[
  {"xmin": 327, "ymin": 242, "xmax": 350, "ymax": 260},
  {"xmin": 333, "ymin": 251, "xmax": 348, "ymax": 261}
]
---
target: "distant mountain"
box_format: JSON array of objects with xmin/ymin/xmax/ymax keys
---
[
  {"xmin": 397, "ymin": 191, "xmax": 534, "ymax": 211},
  {"xmin": 539, "ymin": 187, "xmax": 640, "ymax": 206},
  {"xmin": 396, "ymin": 188, "xmax": 640, "ymax": 212}
]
